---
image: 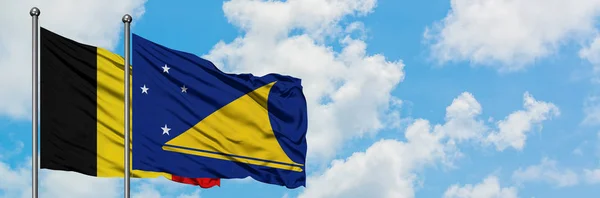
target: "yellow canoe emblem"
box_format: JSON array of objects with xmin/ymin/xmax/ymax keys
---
[{"xmin": 162, "ymin": 81, "xmax": 304, "ymax": 172}]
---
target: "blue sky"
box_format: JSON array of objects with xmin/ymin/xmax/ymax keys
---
[{"xmin": 1, "ymin": 0, "xmax": 600, "ymax": 197}]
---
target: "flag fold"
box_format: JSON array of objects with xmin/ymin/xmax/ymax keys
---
[
  {"xmin": 39, "ymin": 27, "xmax": 219, "ymax": 188},
  {"xmin": 131, "ymin": 33, "xmax": 308, "ymax": 188}
]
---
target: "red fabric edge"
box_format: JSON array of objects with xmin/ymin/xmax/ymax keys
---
[{"xmin": 170, "ymin": 176, "xmax": 221, "ymax": 188}]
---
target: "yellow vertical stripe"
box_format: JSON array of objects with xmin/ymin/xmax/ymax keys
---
[{"xmin": 96, "ymin": 47, "xmax": 170, "ymax": 178}]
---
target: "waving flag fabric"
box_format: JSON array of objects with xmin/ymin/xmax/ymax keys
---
[
  {"xmin": 131, "ymin": 33, "xmax": 308, "ymax": 188},
  {"xmin": 39, "ymin": 27, "xmax": 219, "ymax": 188}
]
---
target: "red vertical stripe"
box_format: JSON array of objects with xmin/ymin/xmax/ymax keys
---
[{"xmin": 170, "ymin": 176, "xmax": 220, "ymax": 188}]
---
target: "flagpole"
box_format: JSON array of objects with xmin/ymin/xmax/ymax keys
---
[
  {"xmin": 122, "ymin": 14, "xmax": 132, "ymax": 198},
  {"xmin": 30, "ymin": 7, "xmax": 40, "ymax": 198}
]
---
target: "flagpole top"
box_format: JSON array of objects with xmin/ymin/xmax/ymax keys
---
[
  {"xmin": 30, "ymin": 7, "xmax": 40, "ymax": 16},
  {"xmin": 122, "ymin": 14, "xmax": 132, "ymax": 23}
]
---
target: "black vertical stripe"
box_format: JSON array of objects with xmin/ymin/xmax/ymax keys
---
[{"xmin": 40, "ymin": 27, "xmax": 98, "ymax": 176}]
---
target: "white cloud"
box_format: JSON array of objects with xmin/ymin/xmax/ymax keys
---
[
  {"xmin": 205, "ymin": 0, "xmax": 404, "ymax": 161},
  {"xmin": 437, "ymin": 92, "xmax": 487, "ymax": 142},
  {"xmin": 297, "ymin": 122, "xmax": 445, "ymax": 198},
  {"xmin": 228, "ymin": 176, "xmax": 253, "ymax": 183},
  {"xmin": 583, "ymin": 132, "xmax": 600, "ymax": 184},
  {"xmin": 425, "ymin": 0, "xmax": 600, "ymax": 71},
  {"xmin": 512, "ymin": 158, "xmax": 579, "ymax": 187},
  {"xmin": 579, "ymin": 34, "xmax": 600, "ymax": 82},
  {"xmin": 297, "ymin": 92, "xmax": 482, "ymax": 198},
  {"xmin": 0, "ymin": 0, "xmax": 147, "ymax": 119},
  {"xmin": 218, "ymin": 0, "xmax": 376, "ymax": 41},
  {"xmin": 298, "ymin": 92, "xmax": 556, "ymax": 198},
  {"xmin": 485, "ymin": 92, "xmax": 560, "ymax": 151},
  {"xmin": 0, "ymin": 158, "xmax": 31, "ymax": 198},
  {"xmin": 583, "ymin": 169, "xmax": 600, "ymax": 184},
  {"xmin": 582, "ymin": 95, "xmax": 600, "ymax": 125},
  {"xmin": 41, "ymin": 171, "xmax": 122, "ymax": 198},
  {"xmin": 443, "ymin": 176, "xmax": 518, "ymax": 198},
  {"xmin": 132, "ymin": 184, "xmax": 162, "ymax": 198},
  {"xmin": 175, "ymin": 190, "xmax": 201, "ymax": 198}
]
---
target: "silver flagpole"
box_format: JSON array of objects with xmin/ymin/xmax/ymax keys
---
[
  {"xmin": 122, "ymin": 14, "xmax": 132, "ymax": 198},
  {"xmin": 30, "ymin": 7, "xmax": 40, "ymax": 198}
]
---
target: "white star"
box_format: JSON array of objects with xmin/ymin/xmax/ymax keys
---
[
  {"xmin": 141, "ymin": 84, "xmax": 149, "ymax": 94},
  {"xmin": 161, "ymin": 124, "xmax": 171, "ymax": 135},
  {"xmin": 181, "ymin": 85, "xmax": 188, "ymax": 93},
  {"xmin": 162, "ymin": 64, "xmax": 170, "ymax": 73}
]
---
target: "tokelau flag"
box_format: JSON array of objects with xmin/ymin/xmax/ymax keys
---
[
  {"xmin": 131, "ymin": 33, "xmax": 308, "ymax": 188},
  {"xmin": 39, "ymin": 27, "xmax": 220, "ymax": 188}
]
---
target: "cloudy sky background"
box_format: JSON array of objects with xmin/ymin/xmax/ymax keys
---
[{"xmin": 1, "ymin": 0, "xmax": 600, "ymax": 197}]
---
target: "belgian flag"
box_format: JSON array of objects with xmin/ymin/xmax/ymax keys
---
[{"xmin": 39, "ymin": 27, "xmax": 220, "ymax": 188}]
